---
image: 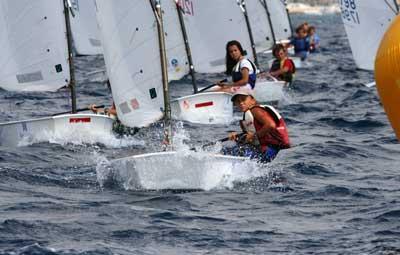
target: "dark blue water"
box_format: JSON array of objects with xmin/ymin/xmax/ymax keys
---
[{"xmin": 1, "ymin": 13, "xmax": 399, "ymax": 254}]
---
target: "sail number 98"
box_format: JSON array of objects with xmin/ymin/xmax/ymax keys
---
[{"xmin": 340, "ymin": 0, "xmax": 360, "ymax": 24}]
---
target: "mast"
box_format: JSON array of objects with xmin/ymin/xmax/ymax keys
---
[
  {"xmin": 63, "ymin": 0, "xmax": 77, "ymax": 113},
  {"xmin": 175, "ymin": 1, "xmax": 198, "ymax": 93},
  {"xmin": 394, "ymin": 0, "xmax": 399, "ymax": 13},
  {"xmin": 284, "ymin": 0, "xmax": 294, "ymax": 37},
  {"xmin": 238, "ymin": 0, "xmax": 259, "ymax": 67},
  {"xmin": 153, "ymin": 0, "xmax": 172, "ymax": 147},
  {"xmin": 261, "ymin": 0, "xmax": 277, "ymax": 45}
]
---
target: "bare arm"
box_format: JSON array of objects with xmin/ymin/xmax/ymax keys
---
[
  {"xmin": 218, "ymin": 67, "xmax": 250, "ymax": 87},
  {"xmin": 89, "ymin": 103, "xmax": 117, "ymax": 117},
  {"xmin": 269, "ymin": 65, "xmax": 289, "ymax": 77},
  {"xmin": 106, "ymin": 104, "xmax": 117, "ymax": 116},
  {"xmin": 234, "ymin": 67, "xmax": 250, "ymax": 87}
]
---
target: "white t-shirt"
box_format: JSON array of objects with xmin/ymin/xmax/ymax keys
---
[
  {"xmin": 233, "ymin": 58, "xmax": 255, "ymax": 75},
  {"xmin": 230, "ymin": 59, "xmax": 256, "ymax": 92}
]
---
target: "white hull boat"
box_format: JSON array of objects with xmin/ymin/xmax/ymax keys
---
[
  {"xmin": 0, "ymin": 113, "xmax": 114, "ymax": 147},
  {"xmin": 292, "ymin": 57, "xmax": 304, "ymax": 68},
  {"xmin": 171, "ymin": 92, "xmax": 233, "ymax": 124},
  {"xmin": 199, "ymin": 78, "xmax": 285, "ymax": 104},
  {"xmin": 98, "ymin": 151, "xmax": 265, "ymax": 191},
  {"xmin": 253, "ymin": 78, "xmax": 286, "ymax": 103}
]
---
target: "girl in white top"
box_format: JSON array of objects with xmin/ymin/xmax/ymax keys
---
[{"xmin": 215, "ymin": 40, "xmax": 257, "ymax": 94}]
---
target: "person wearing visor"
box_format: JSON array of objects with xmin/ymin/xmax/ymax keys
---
[{"xmin": 224, "ymin": 91, "xmax": 291, "ymax": 162}]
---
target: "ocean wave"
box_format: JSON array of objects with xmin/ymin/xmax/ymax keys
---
[
  {"xmin": 374, "ymin": 210, "xmax": 400, "ymax": 220},
  {"xmin": 317, "ymin": 117, "xmax": 385, "ymax": 130},
  {"xmin": 291, "ymin": 162, "xmax": 337, "ymax": 177}
]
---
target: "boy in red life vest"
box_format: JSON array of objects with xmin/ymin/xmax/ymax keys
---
[
  {"xmin": 223, "ymin": 90, "xmax": 291, "ymax": 163},
  {"xmin": 269, "ymin": 44, "xmax": 296, "ymax": 83}
]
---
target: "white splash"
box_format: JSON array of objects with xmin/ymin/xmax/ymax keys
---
[
  {"xmin": 17, "ymin": 126, "xmax": 144, "ymax": 148},
  {"xmin": 96, "ymin": 150, "xmax": 271, "ymax": 191}
]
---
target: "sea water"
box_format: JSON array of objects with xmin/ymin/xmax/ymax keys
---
[{"xmin": 0, "ymin": 13, "xmax": 399, "ymax": 254}]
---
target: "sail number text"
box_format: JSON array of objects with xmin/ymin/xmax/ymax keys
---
[
  {"xmin": 340, "ymin": 0, "xmax": 360, "ymax": 24},
  {"xmin": 177, "ymin": 0, "xmax": 194, "ymax": 16}
]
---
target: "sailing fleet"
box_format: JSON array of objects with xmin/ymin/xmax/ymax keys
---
[
  {"xmin": 0, "ymin": 0, "xmax": 398, "ymax": 188},
  {"xmin": 0, "ymin": 0, "xmax": 296, "ymax": 147}
]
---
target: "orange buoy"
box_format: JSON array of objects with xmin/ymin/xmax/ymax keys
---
[{"xmin": 375, "ymin": 15, "xmax": 400, "ymax": 141}]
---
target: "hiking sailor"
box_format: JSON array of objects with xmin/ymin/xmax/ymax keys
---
[
  {"xmin": 89, "ymin": 102, "xmax": 139, "ymax": 136},
  {"xmin": 89, "ymin": 102, "xmax": 117, "ymax": 120},
  {"xmin": 223, "ymin": 90, "xmax": 291, "ymax": 162}
]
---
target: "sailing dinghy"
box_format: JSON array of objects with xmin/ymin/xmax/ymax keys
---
[
  {"xmin": 95, "ymin": 0, "xmax": 263, "ymax": 190},
  {"xmin": 0, "ymin": 0, "xmax": 114, "ymax": 147},
  {"xmin": 162, "ymin": 0, "xmax": 234, "ymax": 124},
  {"xmin": 340, "ymin": 0, "xmax": 398, "ymax": 70},
  {"xmin": 187, "ymin": 0, "xmax": 285, "ymax": 103}
]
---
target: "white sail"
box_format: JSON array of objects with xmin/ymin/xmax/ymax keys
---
[
  {"xmin": 244, "ymin": 0, "xmax": 275, "ymax": 52},
  {"xmin": 341, "ymin": 0, "xmax": 398, "ymax": 70},
  {"xmin": 161, "ymin": 1, "xmax": 190, "ymax": 81},
  {"xmin": 69, "ymin": 0, "xmax": 103, "ymax": 55},
  {"xmin": 0, "ymin": 0, "xmax": 70, "ymax": 91},
  {"xmin": 178, "ymin": 0, "xmax": 254, "ymax": 73},
  {"xmin": 265, "ymin": 0, "xmax": 292, "ymax": 42},
  {"xmin": 95, "ymin": 0, "xmax": 164, "ymax": 127}
]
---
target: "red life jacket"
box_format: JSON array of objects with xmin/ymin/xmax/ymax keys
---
[
  {"xmin": 243, "ymin": 105, "xmax": 290, "ymax": 152},
  {"xmin": 269, "ymin": 58, "xmax": 296, "ymax": 83}
]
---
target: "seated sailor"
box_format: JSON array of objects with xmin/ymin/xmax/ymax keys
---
[
  {"xmin": 308, "ymin": 26, "xmax": 320, "ymax": 53},
  {"xmin": 269, "ymin": 44, "xmax": 296, "ymax": 83},
  {"xmin": 289, "ymin": 25, "xmax": 310, "ymax": 61},
  {"xmin": 215, "ymin": 40, "xmax": 257, "ymax": 94},
  {"xmin": 89, "ymin": 102, "xmax": 117, "ymax": 120},
  {"xmin": 89, "ymin": 102, "xmax": 138, "ymax": 136}
]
